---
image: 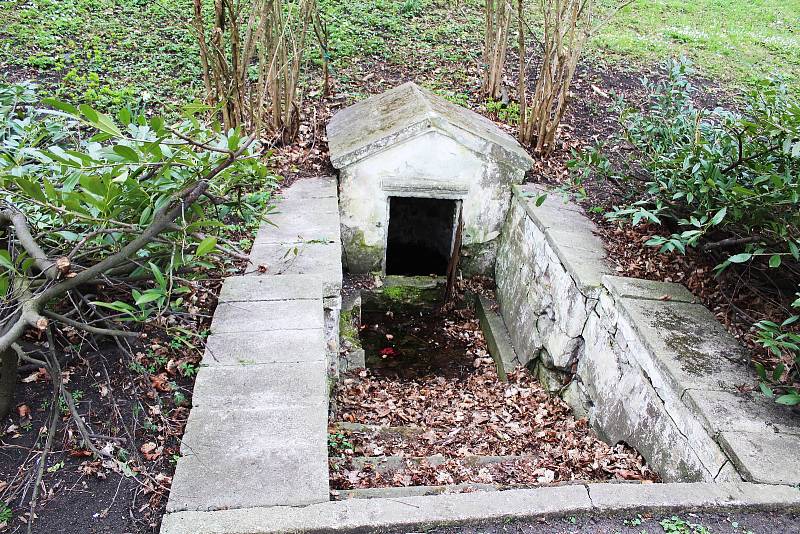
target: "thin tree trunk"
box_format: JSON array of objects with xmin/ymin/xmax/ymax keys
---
[{"xmin": 0, "ymin": 348, "xmax": 17, "ymax": 419}]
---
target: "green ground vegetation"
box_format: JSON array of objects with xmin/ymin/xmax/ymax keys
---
[
  {"xmin": 0, "ymin": 0, "xmax": 199, "ymax": 111},
  {"xmin": 1, "ymin": 0, "xmax": 797, "ymax": 112},
  {"xmin": 594, "ymin": 0, "xmax": 800, "ymax": 88}
]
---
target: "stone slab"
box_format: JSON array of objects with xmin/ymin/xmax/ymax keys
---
[
  {"xmin": 202, "ymin": 329, "xmax": 325, "ymax": 366},
  {"xmin": 218, "ymin": 275, "xmax": 323, "ymax": 303},
  {"xmin": 514, "ymin": 186, "xmax": 595, "ymax": 233},
  {"xmin": 718, "ymin": 431, "xmax": 800, "ymax": 485},
  {"xmin": 273, "ymin": 189, "xmax": 339, "ymax": 213},
  {"xmin": 683, "ymin": 388, "xmax": 800, "ymax": 437},
  {"xmin": 476, "ymin": 295, "xmax": 518, "ymax": 378},
  {"xmin": 275, "ymin": 176, "xmax": 337, "ymax": 199},
  {"xmin": 249, "ymin": 241, "xmax": 341, "ymax": 276},
  {"xmin": 617, "ymin": 298, "xmax": 750, "ymax": 395},
  {"xmin": 546, "ymin": 228, "xmax": 606, "ymax": 257},
  {"xmin": 555, "ymin": 244, "xmax": 612, "ymax": 291},
  {"xmin": 178, "ymin": 406, "xmax": 328, "ymax": 457},
  {"xmin": 190, "ymin": 362, "xmax": 328, "ymax": 411},
  {"xmin": 162, "ymin": 484, "xmax": 591, "ymax": 534},
  {"xmin": 168, "ymin": 406, "xmax": 328, "ymax": 512},
  {"xmin": 211, "ymin": 299, "xmax": 324, "ymax": 334},
  {"xmin": 603, "ymin": 275, "xmax": 698, "ymax": 304},
  {"xmin": 247, "ymin": 242, "xmax": 342, "ymax": 297},
  {"xmin": 256, "ymin": 207, "xmax": 341, "ymax": 245}
]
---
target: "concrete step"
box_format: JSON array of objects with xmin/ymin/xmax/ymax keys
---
[
  {"xmin": 202, "ymin": 329, "xmax": 325, "ymax": 366},
  {"xmin": 334, "ymin": 454, "xmax": 535, "ymax": 474},
  {"xmin": 332, "ymin": 483, "xmax": 500, "ymax": 500},
  {"xmin": 211, "ymin": 298, "xmax": 324, "ymax": 334},
  {"xmin": 167, "ymin": 405, "xmax": 329, "ymax": 512},
  {"xmin": 191, "ymin": 362, "xmax": 327, "ymax": 410},
  {"xmin": 248, "ymin": 240, "xmax": 342, "ymax": 298}
]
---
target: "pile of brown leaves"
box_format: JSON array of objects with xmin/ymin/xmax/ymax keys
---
[{"xmin": 329, "ymin": 300, "xmax": 657, "ymax": 491}]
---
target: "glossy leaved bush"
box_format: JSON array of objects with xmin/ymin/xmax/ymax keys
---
[
  {"xmin": 570, "ymin": 60, "xmax": 800, "ymax": 405},
  {"xmin": 0, "ymin": 82, "xmax": 276, "ymax": 321}
]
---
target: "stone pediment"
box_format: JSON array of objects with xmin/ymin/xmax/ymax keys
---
[{"xmin": 327, "ymin": 82, "xmax": 534, "ymax": 171}]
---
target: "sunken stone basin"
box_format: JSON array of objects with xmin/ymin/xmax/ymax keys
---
[{"xmin": 327, "ymin": 82, "xmax": 533, "ymax": 276}]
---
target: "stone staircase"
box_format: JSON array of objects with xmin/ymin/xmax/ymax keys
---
[{"xmin": 163, "ymin": 177, "xmax": 341, "ymax": 522}]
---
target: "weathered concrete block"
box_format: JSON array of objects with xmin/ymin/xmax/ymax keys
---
[
  {"xmin": 247, "ymin": 242, "xmax": 342, "ymax": 298},
  {"xmin": 202, "ymin": 329, "xmax": 325, "ymax": 366},
  {"xmin": 602, "ymin": 275, "xmax": 698, "ymax": 304},
  {"xmin": 587, "ymin": 482, "xmax": 800, "ymax": 512},
  {"xmin": 190, "ymin": 362, "xmax": 328, "ymax": 411},
  {"xmin": 168, "ymin": 406, "xmax": 329, "ymax": 512},
  {"xmin": 275, "ymin": 176, "xmax": 337, "ymax": 199},
  {"xmin": 218, "ymin": 274, "xmax": 322, "ymax": 303},
  {"xmin": 476, "ymin": 295, "xmax": 518, "ymax": 379},
  {"xmin": 256, "ymin": 198, "xmax": 341, "ymax": 245},
  {"xmin": 719, "ymin": 431, "xmax": 800, "ymax": 485},
  {"xmin": 211, "ymin": 299, "xmax": 324, "ymax": 334},
  {"xmin": 684, "ymin": 388, "xmax": 800, "ymax": 437},
  {"xmin": 617, "ymin": 298, "xmax": 750, "ymax": 396}
]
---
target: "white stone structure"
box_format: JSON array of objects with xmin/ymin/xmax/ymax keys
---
[
  {"xmin": 495, "ymin": 183, "xmax": 800, "ymax": 484},
  {"xmin": 327, "ymin": 82, "xmax": 533, "ymax": 275}
]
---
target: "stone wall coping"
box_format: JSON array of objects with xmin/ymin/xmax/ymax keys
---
[
  {"xmin": 501, "ymin": 184, "xmax": 800, "ymax": 486},
  {"xmin": 510, "ymin": 184, "xmax": 611, "ymax": 291},
  {"xmin": 160, "ymin": 482, "xmax": 800, "ymax": 533},
  {"xmin": 327, "ymin": 82, "xmax": 534, "ymax": 171}
]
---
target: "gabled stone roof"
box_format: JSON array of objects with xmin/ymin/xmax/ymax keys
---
[{"xmin": 327, "ymin": 82, "xmax": 534, "ymax": 171}]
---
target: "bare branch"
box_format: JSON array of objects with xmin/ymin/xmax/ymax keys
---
[
  {"xmin": 0, "ymin": 208, "xmax": 57, "ymax": 279},
  {"xmin": 41, "ymin": 310, "xmax": 140, "ymax": 339}
]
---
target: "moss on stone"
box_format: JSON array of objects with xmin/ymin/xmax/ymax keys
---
[
  {"xmin": 342, "ymin": 227, "xmax": 384, "ymax": 273},
  {"xmin": 383, "ymin": 285, "xmax": 424, "ymax": 301},
  {"xmin": 339, "ymin": 308, "xmax": 362, "ymax": 348},
  {"xmin": 376, "ymin": 285, "xmax": 431, "ymax": 310}
]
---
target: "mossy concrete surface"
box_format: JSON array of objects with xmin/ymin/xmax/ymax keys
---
[
  {"xmin": 474, "ymin": 294, "xmax": 518, "ymax": 382},
  {"xmin": 494, "ymin": 184, "xmax": 800, "ymax": 485},
  {"xmin": 361, "ymin": 276, "xmax": 446, "ymax": 312}
]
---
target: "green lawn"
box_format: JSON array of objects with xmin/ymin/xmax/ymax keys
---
[
  {"xmin": 594, "ymin": 0, "xmax": 800, "ymax": 88},
  {"xmin": 0, "ymin": 0, "xmax": 797, "ymax": 114}
]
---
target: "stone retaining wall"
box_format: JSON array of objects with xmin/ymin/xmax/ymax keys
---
[{"xmin": 495, "ymin": 184, "xmax": 800, "ymax": 484}]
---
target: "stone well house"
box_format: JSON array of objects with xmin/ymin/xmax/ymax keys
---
[{"xmin": 327, "ymin": 82, "xmax": 533, "ymax": 276}]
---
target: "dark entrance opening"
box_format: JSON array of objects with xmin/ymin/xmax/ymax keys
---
[{"xmin": 386, "ymin": 197, "xmax": 457, "ymax": 276}]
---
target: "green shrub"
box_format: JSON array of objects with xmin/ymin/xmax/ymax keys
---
[
  {"xmin": 0, "ymin": 81, "xmax": 276, "ymax": 326},
  {"xmin": 570, "ymin": 59, "xmax": 800, "ymax": 403}
]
